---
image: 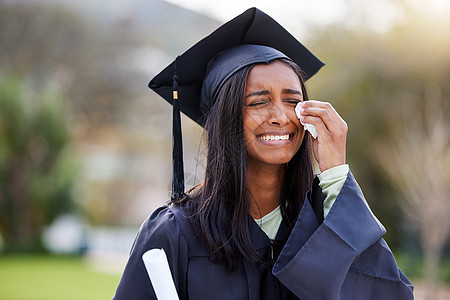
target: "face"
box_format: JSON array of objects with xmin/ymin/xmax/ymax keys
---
[{"xmin": 243, "ymin": 61, "xmax": 305, "ymax": 168}]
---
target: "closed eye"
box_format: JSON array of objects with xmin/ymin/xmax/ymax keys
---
[
  {"xmin": 284, "ymin": 98, "xmax": 302, "ymax": 105},
  {"xmin": 247, "ymin": 99, "xmax": 269, "ymax": 107},
  {"xmin": 282, "ymin": 88, "xmax": 303, "ymax": 105}
]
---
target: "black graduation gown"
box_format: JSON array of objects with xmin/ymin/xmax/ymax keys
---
[{"xmin": 113, "ymin": 172, "xmax": 414, "ymax": 299}]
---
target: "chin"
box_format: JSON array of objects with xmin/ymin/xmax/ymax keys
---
[{"xmin": 261, "ymin": 153, "xmax": 295, "ymax": 166}]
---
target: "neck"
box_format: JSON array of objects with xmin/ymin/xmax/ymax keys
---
[{"xmin": 246, "ymin": 161, "xmax": 286, "ymax": 219}]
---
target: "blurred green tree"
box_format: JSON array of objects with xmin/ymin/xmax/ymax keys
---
[
  {"xmin": 0, "ymin": 1, "xmax": 143, "ymax": 226},
  {"xmin": 307, "ymin": 3, "xmax": 450, "ymax": 295},
  {"xmin": 376, "ymin": 84, "xmax": 450, "ymax": 298},
  {"xmin": 0, "ymin": 77, "xmax": 78, "ymax": 252},
  {"xmin": 0, "ymin": 1, "xmax": 139, "ymax": 130},
  {"xmin": 308, "ymin": 3, "xmax": 450, "ymax": 243}
]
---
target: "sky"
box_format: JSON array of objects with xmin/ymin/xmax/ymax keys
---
[{"xmin": 166, "ymin": 0, "xmax": 450, "ymax": 37}]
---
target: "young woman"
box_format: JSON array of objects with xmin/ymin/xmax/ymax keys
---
[{"xmin": 113, "ymin": 8, "xmax": 413, "ymax": 299}]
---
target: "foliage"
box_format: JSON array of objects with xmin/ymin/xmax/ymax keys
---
[
  {"xmin": 0, "ymin": 1, "xmax": 138, "ymax": 128},
  {"xmin": 306, "ymin": 6, "xmax": 450, "ymax": 296},
  {"xmin": 306, "ymin": 7, "xmax": 450, "ymax": 247},
  {"xmin": 0, "ymin": 77, "xmax": 79, "ymax": 252},
  {"xmin": 0, "ymin": 255, "xmax": 120, "ymax": 300},
  {"xmin": 0, "ymin": 1, "xmax": 145, "ymax": 226},
  {"xmin": 376, "ymin": 85, "xmax": 450, "ymax": 293}
]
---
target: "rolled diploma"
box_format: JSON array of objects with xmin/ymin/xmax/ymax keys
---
[
  {"xmin": 295, "ymin": 102, "xmax": 318, "ymax": 139},
  {"xmin": 142, "ymin": 248, "xmax": 179, "ymax": 300}
]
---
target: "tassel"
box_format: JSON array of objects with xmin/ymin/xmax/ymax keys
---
[{"xmin": 171, "ymin": 57, "xmax": 185, "ymax": 202}]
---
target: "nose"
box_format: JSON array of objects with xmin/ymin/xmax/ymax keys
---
[{"xmin": 268, "ymin": 104, "xmax": 290, "ymax": 127}]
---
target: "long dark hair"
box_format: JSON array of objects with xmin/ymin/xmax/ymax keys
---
[{"xmin": 183, "ymin": 58, "xmax": 313, "ymax": 270}]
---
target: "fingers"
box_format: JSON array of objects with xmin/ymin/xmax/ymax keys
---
[
  {"xmin": 297, "ymin": 100, "xmax": 348, "ymax": 171},
  {"xmin": 301, "ymin": 100, "xmax": 340, "ymax": 121},
  {"xmin": 298, "ymin": 100, "xmax": 347, "ymax": 137}
]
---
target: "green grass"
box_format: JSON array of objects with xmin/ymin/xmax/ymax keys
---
[{"xmin": 0, "ymin": 255, "xmax": 121, "ymax": 300}]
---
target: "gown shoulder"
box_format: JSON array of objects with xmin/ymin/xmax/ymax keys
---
[{"xmin": 273, "ymin": 171, "xmax": 414, "ymax": 299}]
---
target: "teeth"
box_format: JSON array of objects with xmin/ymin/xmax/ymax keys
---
[{"xmin": 259, "ymin": 134, "xmax": 290, "ymax": 141}]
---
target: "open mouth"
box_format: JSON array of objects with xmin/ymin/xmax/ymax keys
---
[{"xmin": 257, "ymin": 133, "xmax": 294, "ymax": 142}]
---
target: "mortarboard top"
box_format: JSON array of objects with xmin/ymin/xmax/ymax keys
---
[
  {"xmin": 149, "ymin": 7, "xmax": 324, "ymax": 127},
  {"xmin": 148, "ymin": 7, "xmax": 324, "ymax": 201}
]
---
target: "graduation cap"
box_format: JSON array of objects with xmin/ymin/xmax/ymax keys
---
[{"xmin": 149, "ymin": 7, "xmax": 324, "ymax": 201}]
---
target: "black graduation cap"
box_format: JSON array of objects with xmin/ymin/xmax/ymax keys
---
[{"xmin": 148, "ymin": 7, "xmax": 324, "ymax": 201}]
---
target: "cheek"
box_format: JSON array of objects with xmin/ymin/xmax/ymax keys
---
[
  {"xmin": 288, "ymin": 109, "xmax": 300, "ymax": 125},
  {"xmin": 292, "ymin": 116, "xmax": 306, "ymax": 149},
  {"xmin": 290, "ymin": 111, "xmax": 304, "ymax": 135},
  {"xmin": 243, "ymin": 111, "xmax": 264, "ymax": 136},
  {"xmin": 242, "ymin": 112, "xmax": 263, "ymax": 154},
  {"xmin": 242, "ymin": 116, "xmax": 257, "ymax": 148}
]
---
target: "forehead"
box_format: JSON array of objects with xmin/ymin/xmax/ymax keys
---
[{"xmin": 246, "ymin": 61, "xmax": 301, "ymax": 88}]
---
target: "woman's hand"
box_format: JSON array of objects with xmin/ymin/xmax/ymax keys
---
[{"xmin": 298, "ymin": 100, "xmax": 347, "ymax": 172}]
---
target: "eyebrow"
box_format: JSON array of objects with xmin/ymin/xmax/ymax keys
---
[
  {"xmin": 283, "ymin": 88, "xmax": 302, "ymax": 95},
  {"xmin": 245, "ymin": 88, "xmax": 302, "ymax": 98},
  {"xmin": 245, "ymin": 90, "xmax": 270, "ymax": 98}
]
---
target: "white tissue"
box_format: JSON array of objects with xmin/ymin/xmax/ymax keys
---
[
  {"xmin": 142, "ymin": 249, "xmax": 179, "ymax": 300},
  {"xmin": 295, "ymin": 102, "xmax": 318, "ymax": 139}
]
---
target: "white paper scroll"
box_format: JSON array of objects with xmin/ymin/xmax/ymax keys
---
[
  {"xmin": 142, "ymin": 248, "xmax": 179, "ymax": 300},
  {"xmin": 295, "ymin": 102, "xmax": 318, "ymax": 139}
]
